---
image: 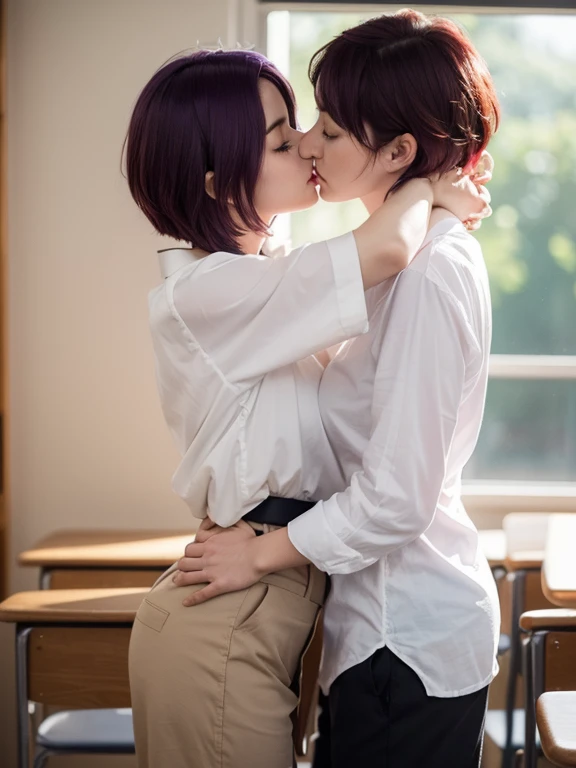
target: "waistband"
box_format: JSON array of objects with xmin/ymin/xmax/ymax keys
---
[{"xmin": 243, "ymin": 496, "xmax": 315, "ymax": 527}]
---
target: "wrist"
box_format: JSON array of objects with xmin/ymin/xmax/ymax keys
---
[
  {"xmin": 251, "ymin": 532, "xmax": 275, "ymax": 577},
  {"xmin": 252, "ymin": 527, "xmax": 309, "ymax": 576}
]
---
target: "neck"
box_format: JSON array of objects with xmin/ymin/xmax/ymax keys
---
[
  {"xmin": 237, "ymin": 230, "xmax": 267, "ymax": 256},
  {"xmin": 360, "ymin": 177, "xmax": 397, "ymax": 215},
  {"xmin": 236, "ymin": 214, "xmax": 274, "ymax": 256}
]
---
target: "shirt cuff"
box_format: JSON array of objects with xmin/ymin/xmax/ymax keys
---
[
  {"xmin": 325, "ymin": 232, "xmax": 369, "ymax": 339},
  {"xmin": 288, "ymin": 499, "xmax": 377, "ymax": 576}
]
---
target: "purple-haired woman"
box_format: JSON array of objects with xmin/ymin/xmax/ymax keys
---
[{"xmin": 124, "ymin": 47, "xmax": 488, "ymax": 768}]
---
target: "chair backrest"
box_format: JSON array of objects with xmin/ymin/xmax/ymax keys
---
[
  {"xmin": 544, "ymin": 631, "xmax": 576, "ymax": 693},
  {"xmin": 503, "ymin": 513, "xmax": 550, "ymax": 555},
  {"xmin": 524, "ymin": 571, "xmax": 557, "ymax": 613}
]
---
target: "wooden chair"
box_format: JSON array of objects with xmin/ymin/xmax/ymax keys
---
[
  {"xmin": 537, "ymin": 691, "xmax": 576, "ymax": 767},
  {"xmin": 519, "ymin": 610, "xmax": 576, "ymax": 768},
  {"xmin": 485, "ymin": 513, "xmax": 552, "ymax": 768},
  {"xmin": 0, "ymin": 587, "xmax": 146, "ymax": 768},
  {"xmin": 517, "ymin": 515, "xmax": 576, "ymax": 768}
]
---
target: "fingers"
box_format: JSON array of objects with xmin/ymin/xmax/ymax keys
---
[
  {"xmin": 471, "ymin": 170, "xmax": 492, "ymax": 185},
  {"xmin": 479, "ymin": 150, "xmax": 495, "ymax": 176},
  {"xmin": 184, "ymin": 541, "xmax": 205, "ymax": 558},
  {"xmin": 173, "ymin": 569, "xmax": 207, "ymax": 587},
  {"xmin": 236, "ymin": 520, "xmax": 257, "ymax": 535},
  {"xmin": 177, "ymin": 554, "xmax": 205, "ymax": 572},
  {"xmin": 477, "ymin": 185, "xmax": 491, "ymax": 206},
  {"xmin": 194, "ymin": 526, "xmax": 225, "ymax": 544},
  {"xmin": 183, "ymin": 583, "xmax": 223, "ymax": 607},
  {"xmin": 464, "ymin": 208, "xmax": 491, "ymax": 231},
  {"xmin": 198, "ymin": 517, "xmax": 217, "ymax": 532},
  {"xmin": 470, "ymin": 151, "xmax": 494, "ymax": 185}
]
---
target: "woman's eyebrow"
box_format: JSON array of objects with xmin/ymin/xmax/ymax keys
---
[{"xmin": 265, "ymin": 116, "xmax": 286, "ymax": 135}]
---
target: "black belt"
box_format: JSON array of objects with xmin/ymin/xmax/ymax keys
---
[{"xmin": 243, "ymin": 496, "xmax": 315, "ymax": 527}]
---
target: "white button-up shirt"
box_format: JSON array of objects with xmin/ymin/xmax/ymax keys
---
[
  {"xmin": 289, "ymin": 217, "xmax": 500, "ymax": 697},
  {"xmin": 148, "ymin": 234, "xmax": 367, "ymax": 527}
]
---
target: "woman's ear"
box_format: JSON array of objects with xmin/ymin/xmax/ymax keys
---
[
  {"xmin": 205, "ymin": 171, "xmax": 216, "ymax": 200},
  {"xmin": 385, "ymin": 133, "xmax": 418, "ymax": 172}
]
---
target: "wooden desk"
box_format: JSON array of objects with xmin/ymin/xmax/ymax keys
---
[
  {"xmin": 537, "ymin": 692, "xmax": 576, "ymax": 767},
  {"xmin": 542, "ymin": 515, "xmax": 576, "ymax": 609},
  {"xmin": 18, "ymin": 529, "xmax": 195, "ymax": 588},
  {"xmin": 0, "ymin": 588, "xmax": 147, "ymax": 768},
  {"xmin": 0, "ymin": 587, "xmax": 148, "ymax": 624}
]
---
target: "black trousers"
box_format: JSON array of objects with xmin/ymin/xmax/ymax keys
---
[{"xmin": 312, "ymin": 647, "xmax": 488, "ymax": 768}]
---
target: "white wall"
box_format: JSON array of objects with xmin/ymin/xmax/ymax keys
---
[{"xmin": 1, "ymin": 1, "xmax": 246, "ymax": 764}]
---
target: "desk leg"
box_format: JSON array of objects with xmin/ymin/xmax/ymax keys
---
[{"xmin": 16, "ymin": 626, "xmax": 32, "ymax": 768}]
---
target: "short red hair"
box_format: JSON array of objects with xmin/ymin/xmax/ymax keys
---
[{"xmin": 310, "ymin": 9, "xmax": 500, "ymax": 182}]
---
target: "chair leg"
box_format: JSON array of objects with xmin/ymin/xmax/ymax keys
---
[
  {"xmin": 32, "ymin": 748, "xmax": 50, "ymax": 768},
  {"xmin": 502, "ymin": 571, "xmax": 526, "ymax": 768},
  {"xmin": 523, "ymin": 631, "xmax": 545, "ymax": 768},
  {"xmin": 16, "ymin": 627, "xmax": 32, "ymax": 768}
]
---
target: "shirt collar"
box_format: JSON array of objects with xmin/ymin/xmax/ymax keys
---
[
  {"xmin": 158, "ymin": 248, "xmax": 202, "ymax": 280},
  {"xmin": 419, "ymin": 216, "xmax": 464, "ymax": 252}
]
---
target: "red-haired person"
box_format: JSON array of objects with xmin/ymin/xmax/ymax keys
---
[{"xmin": 176, "ymin": 11, "xmax": 500, "ymax": 767}]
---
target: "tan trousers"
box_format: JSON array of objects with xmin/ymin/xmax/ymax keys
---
[{"xmin": 129, "ymin": 549, "xmax": 326, "ymax": 768}]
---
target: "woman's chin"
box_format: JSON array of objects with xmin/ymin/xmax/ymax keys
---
[
  {"xmin": 317, "ymin": 182, "xmax": 346, "ymax": 203},
  {"xmin": 294, "ymin": 188, "xmax": 321, "ymax": 211}
]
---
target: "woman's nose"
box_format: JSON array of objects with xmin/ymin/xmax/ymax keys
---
[{"xmin": 298, "ymin": 127, "xmax": 321, "ymax": 160}]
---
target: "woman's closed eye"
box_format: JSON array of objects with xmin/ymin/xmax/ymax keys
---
[
  {"xmin": 274, "ymin": 140, "xmax": 292, "ymax": 153},
  {"xmin": 322, "ymin": 130, "xmax": 338, "ymax": 140}
]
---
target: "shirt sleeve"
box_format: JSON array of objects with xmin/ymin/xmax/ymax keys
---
[
  {"xmin": 288, "ymin": 269, "xmax": 474, "ymax": 575},
  {"xmin": 171, "ymin": 232, "xmax": 368, "ymax": 386}
]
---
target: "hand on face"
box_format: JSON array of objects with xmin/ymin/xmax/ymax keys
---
[
  {"xmin": 172, "ymin": 518, "xmax": 261, "ymax": 607},
  {"xmin": 430, "ymin": 151, "xmax": 494, "ymax": 231}
]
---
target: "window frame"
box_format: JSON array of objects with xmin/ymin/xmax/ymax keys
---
[{"xmin": 258, "ymin": 1, "xmax": 576, "ymax": 11}]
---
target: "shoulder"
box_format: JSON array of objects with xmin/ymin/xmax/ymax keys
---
[
  {"xmin": 169, "ymin": 249, "xmax": 270, "ymax": 301},
  {"xmin": 405, "ymin": 222, "xmax": 488, "ymax": 302}
]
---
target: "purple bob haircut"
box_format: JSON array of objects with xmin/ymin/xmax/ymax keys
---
[
  {"xmin": 124, "ymin": 50, "xmax": 297, "ymax": 254},
  {"xmin": 311, "ymin": 10, "xmax": 500, "ymax": 186}
]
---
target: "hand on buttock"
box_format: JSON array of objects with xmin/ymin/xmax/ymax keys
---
[{"xmin": 173, "ymin": 519, "xmax": 261, "ymax": 607}]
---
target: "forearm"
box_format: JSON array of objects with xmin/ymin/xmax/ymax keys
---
[
  {"xmin": 253, "ymin": 527, "xmax": 310, "ymax": 576},
  {"xmin": 353, "ymin": 178, "xmax": 433, "ymax": 290},
  {"xmin": 288, "ymin": 479, "xmax": 436, "ymax": 576}
]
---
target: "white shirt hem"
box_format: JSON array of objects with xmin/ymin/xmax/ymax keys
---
[{"xmin": 320, "ymin": 640, "xmax": 499, "ymax": 699}]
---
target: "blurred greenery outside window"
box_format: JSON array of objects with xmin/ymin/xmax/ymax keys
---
[{"xmin": 266, "ymin": 9, "xmax": 576, "ymax": 483}]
